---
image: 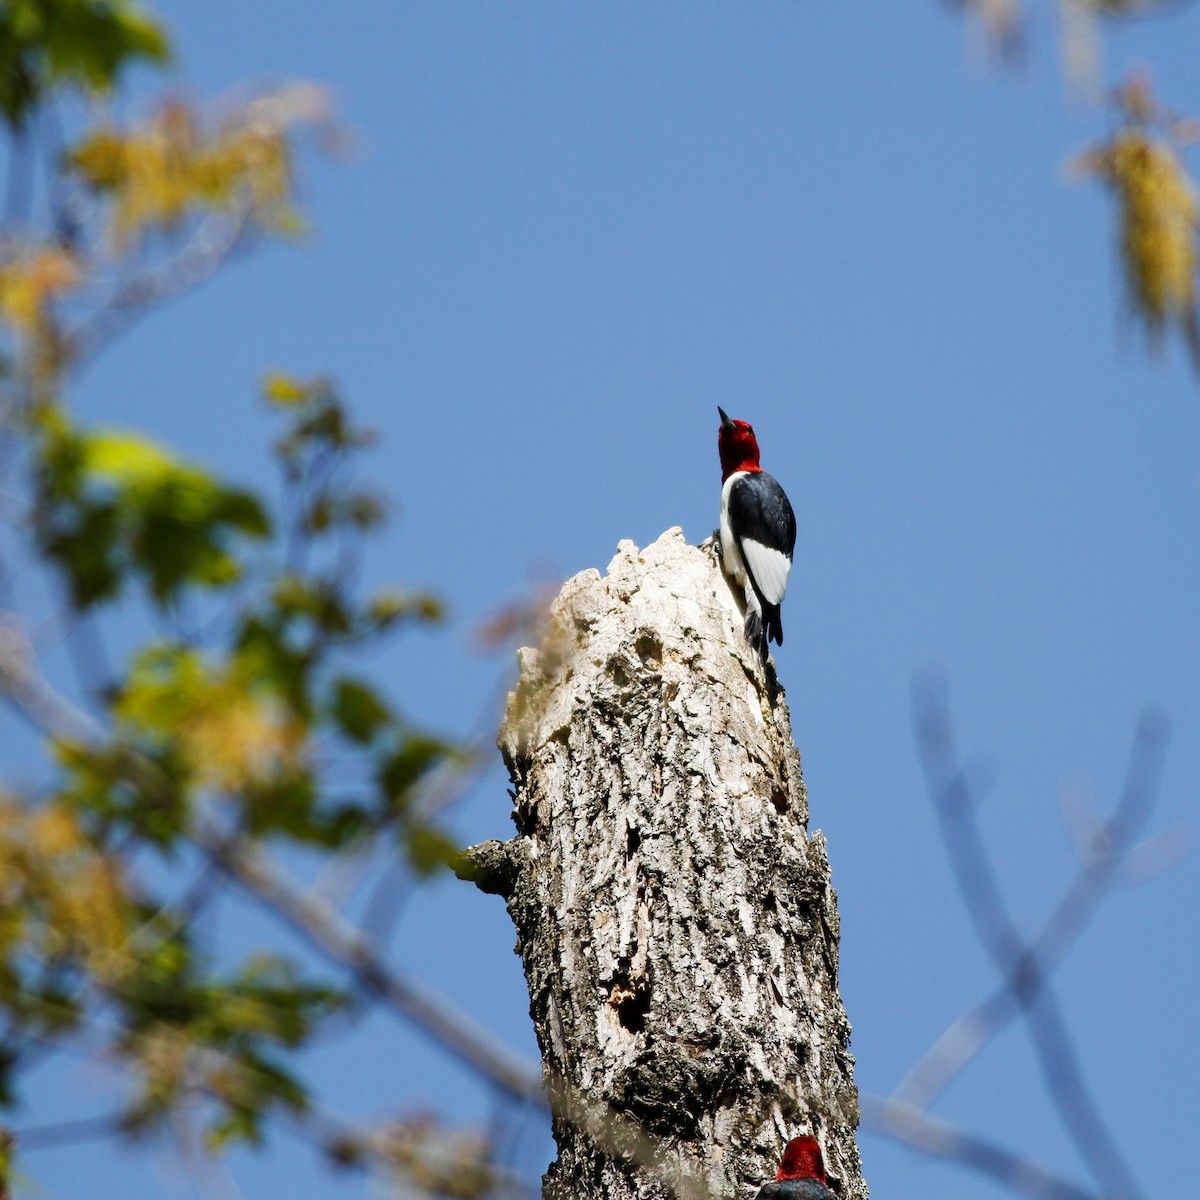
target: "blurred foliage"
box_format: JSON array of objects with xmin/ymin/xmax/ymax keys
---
[
  {"xmin": 0, "ymin": 0, "xmax": 168, "ymax": 129},
  {"xmin": 114, "ymin": 946, "xmax": 344, "ymax": 1147},
  {"xmin": 0, "ymin": 375, "xmax": 460, "ymax": 1150},
  {"xmin": 69, "ymin": 87, "xmax": 331, "ymax": 248},
  {"xmin": 1075, "ymin": 75, "xmax": 1200, "ymax": 368},
  {"xmin": 0, "ymin": 243, "xmax": 80, "ymax": 382},
  {"xmin": 0, "ymin": 83, "xmax": 333, "ymax": 393},
  {"xmin": 951, "ymin": 3, "xmax": 1200, "ymax": 377},
  {"xmin": 32, "ymin": 415, "xmax": 270, "ymax": 607},
  {"xmin": 0, "ymin": 245, "xmax": 79, "ymax": 342},
  {"xmin": 0, "ymin": 5, "xmax": 470, "ymax": 1188},
  {"xmin": 329, "ymin": 1114, "xmax": 500, "ymax": 1199}
]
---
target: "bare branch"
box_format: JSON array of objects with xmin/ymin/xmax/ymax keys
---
[
  {"xmin": 910, "ymin": 673, "xmax": 1162, "ymax": 1200},
  {"xmin": 1111, "ymin": 824, "xmax": 1191, "ymax": 885},
  {"xmin": 196, "ymin": 824, "xmax": 550, "ymax": 1110},
  {"xmin": 860, "ymin": 1094, "xmax": 1101, "ymax": 1200},
  {"xmin": 895, "ymin": 705, "xmax": 1178, "ymax": 1110},
  {"xmin": 0, "ymin": 613, "xmax": 103, "ymax": 744},
  {"xmin": 65, "ymin": 210, "xmax": 260, "ymax": 368},
  {"xmin": 14, "ymin": 1113, "xmax": 121, "ymax": 1150}
]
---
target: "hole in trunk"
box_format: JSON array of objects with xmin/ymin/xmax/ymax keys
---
[
  {"xmin": 625, "ymin": 824, "xmax": 641, "ymax": 860},
  {"xmin": 607, "ymin": 971, "xmax": 651, "ymax": 1033}
]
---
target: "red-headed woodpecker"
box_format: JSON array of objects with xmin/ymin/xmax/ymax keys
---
[
  {"xmin": 755, "ymin": 1136, "xmax": 835, "ymax": 1200},
  {"xmin": 717, "ymin": 406, "xmax": 796, "ymax": 660}
]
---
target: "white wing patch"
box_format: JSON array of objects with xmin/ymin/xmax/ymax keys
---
[{"xmin": 740, "ymin": 538, "xmax": 791, "ymax": 606}]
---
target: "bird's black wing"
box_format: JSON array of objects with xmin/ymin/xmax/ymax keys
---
[{"xmin": 726, "ymin": 471, "xmax": 796, "ymax": 562}]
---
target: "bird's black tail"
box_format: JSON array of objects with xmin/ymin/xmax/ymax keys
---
[
  {"xmin": 744, "ymin": 604, "xmax": 783, "ymax": 663},
  {"xmin": 764, "ymin": 603, "xmax": 783, "ymax": 649}
]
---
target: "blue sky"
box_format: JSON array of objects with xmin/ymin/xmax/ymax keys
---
[{"xmin": 13, "ymin": 4, "xmax": 1200, "ymax": 1199}]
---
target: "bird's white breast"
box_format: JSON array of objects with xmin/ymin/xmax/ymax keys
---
[{"xmin": 719, "ymin": 472, "xmax": 748, "ymax": 583}]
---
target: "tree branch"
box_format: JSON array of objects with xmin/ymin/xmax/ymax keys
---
[
  {"xmin": 895, "ymin": 702, "xmax": 1173, "ymax": 1111},
  {"xmin": 195, "ymin": 823, "xmax": 550, "ymax": 1109},
  {"xmin": 860, "ymin": 1094, "xmax": 1101, "ymax": 1200},
  {"xmin": 0, "ymin": 621, "xmax": 548, "ymax": 1110},
  {"xmin": 65, "ymin": 210, "xmax": 260, "ymax": 368},
  {"xmin": 911, "ymin": 673, "xmax": 1162, "ymax": 1200}
]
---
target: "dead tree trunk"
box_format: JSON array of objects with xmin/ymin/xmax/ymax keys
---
[{"xmin": 463, "ymin": 528, "xmax": 867, "ymax": 1200}]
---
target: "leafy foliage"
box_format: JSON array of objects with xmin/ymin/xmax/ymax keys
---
[
  {"xmin": 329, "ymin": 1115, "xmax": 500, "ymax": 1198},
  {"xmin": 953, "ymin": 6, "xmax": 1200, "ymax": 376},
  {"xmin": 1076, "ymin": 75, "xmax": 1200, "ymax": 368},
  {"xmin": 32, "ymin": 415, "xmax": 270, "ymax": 607},
  {"xmin": 0, "ymin": 0, "xmax": 168, "ymax": 129},
  {"xmin": 0, "ymin": 380, "xmax": 460, "ymax": 1150},
  {"xmin": 70, "ymin": 88, "xmax": 330, "ymax": 247},
  {"xmin": 0, "ymin": 245, "xmax": 80, "ymax": 341},
  {"xmin": 0, "ymin": 243, "xmax": 81, "ymax": 381},
  {"xmin": 0, "ymin": 11, "xmax": 465, "ymax": 1177},
  {"xmin": 0, "ymin": 84, "xmax": 333, "ymax": 397},
  {"xmin": 114, "ymin": 944, "xmax": 343, "ymax": 1147}
]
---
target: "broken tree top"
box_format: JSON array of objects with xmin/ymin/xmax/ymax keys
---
[{"xmin": 468, "ymin": 528, "xmax": 866, "ymax": 1200}]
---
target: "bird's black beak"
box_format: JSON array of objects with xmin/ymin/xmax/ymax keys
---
[{"xmin": 717, "ymin": 406, "xmax": 734, "ymax": 429}]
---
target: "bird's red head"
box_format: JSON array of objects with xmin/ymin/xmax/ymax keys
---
[
  {"xmin": 717, "ymin": 406, "xmax": 762, "ymax": 481},
  {"xmin": 776, "ymin": 1136, "xmax": 827, "ymax": 1184}
]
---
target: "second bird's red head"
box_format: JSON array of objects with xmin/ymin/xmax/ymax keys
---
[
  {"xmin": 717, "ymin": 406, "xmax": 763, "ymax": 481},
  {"xmin": 776, "ymin": 1136, "xmax": 827, "ymax": 1184}
]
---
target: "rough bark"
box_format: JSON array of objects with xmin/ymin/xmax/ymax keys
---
[{"xmin": 463, "ymin": 528, "xmax": 867, "ymax": 1200}]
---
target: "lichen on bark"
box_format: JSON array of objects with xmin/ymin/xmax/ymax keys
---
[{"xmin": 463, "ymin": 528, "xmax": 867, "ymax": 1200}]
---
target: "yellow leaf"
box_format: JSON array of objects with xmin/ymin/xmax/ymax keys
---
[
  {"xmin": 1077, "ymin": 76, "xmax": 1200, "ymax": 364},
  {"xmin": 261, "ymin": 372, "xmax": 310, "ymax": 407},
  {"xmin": 0, "ymin": 798, "xmax": 133, "ymax": 982},
  {"xmin": 85, "ymin": 430, "xmax": 179, "ymax": 484},
  {"xmin": 69, "ymin": 88, "xmax": 332, "ymax": 249},
  {"xmin": 0, "ymin": 246, "xmax": 81, "ymax": 337}
]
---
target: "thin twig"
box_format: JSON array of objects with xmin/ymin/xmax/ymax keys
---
[
  {"xmin": 196, "ymin": 823, "xmax": 550, "ymax": 1109},
  {"xmin": 912, "ymin": 674, "xmax": 1159, "ymax": 1200},
  {"xmin": 894, "ymin": 706, "xmax": 1174, "ymax": 1109},
  {"xmin": 860, "ymin": 1094, "xmax": 1101, "ymax": 1200},
  {"xmin": 13, "ymin": 1112, "xmax": 121, "ymax": 1149},
  {"xmin": 65, "ymin": 210, "xmax": 259, "ymax": 368},
  {"xmin": 0, "ymin": 626, "xmax": 548, "ymax": 1108},
  {"xmin": 0, "ymin": 615, "xmax": 104, "ymax": 744}
]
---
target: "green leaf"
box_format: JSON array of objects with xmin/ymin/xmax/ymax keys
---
[
  {"xmin": 367, "ymin": 586, "xmax": 444, "ymax": 628},
  {"xmin": 0, "ymin": 1, "xmax": 170, "ymax": 129},
  {"xmin": 376, "ymin": 733, "xmax": 452, "ymax": 811},
  {"xmin": 234, "ymin": 616, "xmax": 314, "ymax": 718},
  {"xmin": 405, "ymin": 822, "xmax": 459, "ymax": 876},
  {"xmin": 55, "ymin": 737, "xmax": 190, "ymax": 848},
  {"xmin": 329, "ymin": 677, "xmax": 393, "ymax": 744},
  {"xmin": 114, "ymin": 938, "xmax": 343, "ymax": 1146},
  {"xmin": 34, "ymin": 420, "xmax": 270, "ymax": 608},
  {"xmin": 41, "ymin": 499, "xmax": 122, "ymax": 606},
  {"xmin": 84, "ymin": 429, "xmax": 177, "ymax": 482}
]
